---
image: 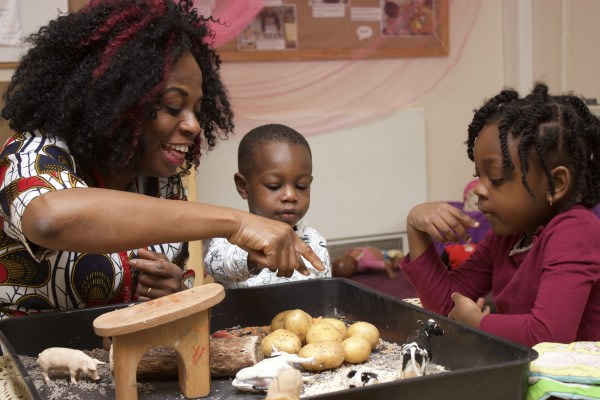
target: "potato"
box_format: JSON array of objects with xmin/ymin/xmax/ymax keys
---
[
  {"xmin": 342, "ymin": 336, "xmax": 372, "ymax": 364},
  {"xmin": 346, "ymin": 321, "xmax": 380, "ymax": 350},
  {"xmin": 299, "ymin": 340, "xmax": 345, "ymax": 371},
  {"xmin": 283, "ymin": 309, "xmax": 313, "ymax": 343},
  {"xmin": 320, "ymin": 317, "xmax": 347, "ymax": 337},
  {"xmin": 271, "ymin": 310, "xmax": 291, "ymax": 331},
  {"xmin": 261, "ymin": 328, "xmax": 302, "ymax": 356},
  {"xmin": 305, "ymin": 321, "xmax": 342, "ymax": 344}
]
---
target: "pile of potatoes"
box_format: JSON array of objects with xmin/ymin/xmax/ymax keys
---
[{"xmin": 261, "ymin": 309, "xmax": 380, "ymax": 372}]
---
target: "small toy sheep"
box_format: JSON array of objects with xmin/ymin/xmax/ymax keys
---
[
  {"xmin": 37, "ymin": 347, "xmax": 105, "ymax": 384},
  {"xmin": 232, "ymin": 348, "xmax": 315, "ymax": 393},
  {"xmin": 400, "ymin": 319, "xmax": 444, "ymax": 379}
]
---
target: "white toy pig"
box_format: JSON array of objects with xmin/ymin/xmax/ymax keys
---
[{"xmin": 37, "ymin": 347, "xmax": 105, "ymax": 384}]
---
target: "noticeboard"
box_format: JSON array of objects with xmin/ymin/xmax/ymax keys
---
[{"xmin": 217, "ymin": 0, "xmax": 448, "ymax": 62}]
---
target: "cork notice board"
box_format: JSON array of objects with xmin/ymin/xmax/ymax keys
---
[{"xmin": 218, "ymin": 0, "xmax": 448, "ymax": 62}]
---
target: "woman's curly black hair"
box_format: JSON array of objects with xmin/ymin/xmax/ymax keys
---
[
  {"xmin": 1, "ymin": 0, "xmax": 234, "ymax": 175},
  {"xmin": 466, "ymin": 82, "xmax": 600, "ymax": 210}
]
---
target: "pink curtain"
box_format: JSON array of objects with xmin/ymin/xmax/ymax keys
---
[
  {"xmin": 204, "ymin": 0, "xmax": 481, "ymax": 136},
  {"xmin": 204, "ymin": 0, "xmax": 266, "ymax": 48}
]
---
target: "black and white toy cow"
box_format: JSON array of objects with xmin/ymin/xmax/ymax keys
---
[
  {"xmin": 400, "ymin": 319, "xmax": 444, "ymax": 379},
  {"xmin": 345, "ymin": 369, "xmax": 379, "ymax": 388}
]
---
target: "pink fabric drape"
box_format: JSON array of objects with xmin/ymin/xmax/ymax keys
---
[
  {"xmin": 203, "ymin": 0, "xmax": 266, "ymax": 48},
  {"xmin": 204, "ymin": 0, "xmax": 481, "ymax": 136}
]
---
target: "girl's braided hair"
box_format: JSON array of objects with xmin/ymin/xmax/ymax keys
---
[
  {"xmin": 1, "ymin": 0, "xmax": 234, "ymax": 175},
  {"xmin": 466, "ymin": 82, "xmax": 600, "ymax": 210}
]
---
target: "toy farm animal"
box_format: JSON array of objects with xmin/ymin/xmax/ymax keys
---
[
  {"xmin": 265, "ymin": 368, "xmax": 304, "ymax": 400},
  {"xmin": 37, "ymin": 347, "xmax": 105, "ymax": 384},
  {"xmin": 232, "ymin": 348, "xmax": 315, "ymax": 393},
  {"xmin": 345, "ymin": 369, "xmax": 379, "ymax": 388},
  {"xmin": 400, "ymin": 319, "xmax": 444, "ymax": 379}
]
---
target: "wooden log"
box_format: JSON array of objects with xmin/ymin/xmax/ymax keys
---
[
  {"xmin": 209, "ymin": 335, "xmax": 264, "ymax": 377},
  {"xmin": 108, "ymin": 336, "xmax": 264, "ymax": 378}
]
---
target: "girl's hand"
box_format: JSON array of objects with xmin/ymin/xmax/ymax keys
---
[
  {"xmin": 131, "ymin": 248, "xmax": 185, "ymax": 300},
  {"xmin": 406, "ymin": 202, "xmax": 480, "ymax": 260},
  {"xmin": 228, "ymin": 212, "xmax": 324, "ymax": 278},
  {"xmin": 448, "ymin": 292, "xmax": 490, "ymax": 328},
  {"xmin": 408, "ymin": 202, "xmax": 479, "ymax": 244}
]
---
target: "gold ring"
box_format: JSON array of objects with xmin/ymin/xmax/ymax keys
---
[{"xmin": 147, "ymin": 287, "xmax": 152, "ymax": 296}]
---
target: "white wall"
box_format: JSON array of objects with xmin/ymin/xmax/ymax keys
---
[
  {"xmin": 200, "ymin": 0, "xmax": 507, "ymax": 241},
  {"xmin": 198, "ymin": 0, "xmax": 600, "ymax": 242},
  {"xmin": 196, "ymin": 109, "xmax": 427, "ymax": 240},
  {"xmin": 0, "ymin": 0, "xmax": 69, "ymax": 64}
]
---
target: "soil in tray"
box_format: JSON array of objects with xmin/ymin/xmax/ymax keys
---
[{"xmin": 19, "ymin": 341, "xmax": 447, "ymax": 399}]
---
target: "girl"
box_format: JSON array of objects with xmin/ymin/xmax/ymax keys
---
[{"xmin": 401, "ymin": 83, "xmax": 600, "ymax": 346}]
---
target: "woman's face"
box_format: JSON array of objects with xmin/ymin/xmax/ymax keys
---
[
  {"xmin": 139, "ymin": 52, "xmax": 203, "ymax": 178},
  {"xmin": 238, "ymin": 142, "xmax": 313, "ymax": 228}
]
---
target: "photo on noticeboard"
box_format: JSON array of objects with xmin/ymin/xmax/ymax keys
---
[
  {"xmin": 237, "ymin": 5, "xmax": 298, "ymax": 52},
  {"xmin": 309, "ymin": 0, "xmax": 349, "ymax": 4},
  {"xmin": 380, "ymin": 0, "xmax": 435, "ymax": 37}
]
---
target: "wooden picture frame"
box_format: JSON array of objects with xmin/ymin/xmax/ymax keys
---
[{"xmin": 217, "ymin": 0, "xmax": 448, "ymax": 62}]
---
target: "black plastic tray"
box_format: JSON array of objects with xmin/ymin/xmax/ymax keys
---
[{"xmin": 0, "ymin": 278, "xmax": 537, "ymax": 399}]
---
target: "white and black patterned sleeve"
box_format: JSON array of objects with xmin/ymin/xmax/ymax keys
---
[
  {"xmin": 296, "ymin": 221, "xmax": 332, "ymax": 278},
  {"xmin": 203, "ymin": 237, "xmax": 252, "ymax": 284}
]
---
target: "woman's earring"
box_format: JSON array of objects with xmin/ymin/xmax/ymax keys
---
[{"xmin": 547, "ymin": 194, "xmax": 553, "ymax": 207}]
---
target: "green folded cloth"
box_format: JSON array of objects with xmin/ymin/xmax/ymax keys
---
[
  {"xmin": 527, "ymin": 377, "xmax": 600, "ymax": 400},
  {"xmin": 529, "ymin": 342, "xmax": 600, "ymax": 384},
  {"xmin": 527, "ymin": 342, "xmax": 600, "ymax": 400}
]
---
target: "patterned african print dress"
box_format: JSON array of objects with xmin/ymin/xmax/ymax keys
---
[{"xmin": 0, "ymin": 131, "xmax": 190, "ymax": 319}]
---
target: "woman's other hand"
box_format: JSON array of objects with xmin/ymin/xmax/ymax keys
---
[
  {"xmin": 228, "ymin": 211, "xmax": 324, "ymax": 277},
  {"xmin": 132, "ymin": 248, "xmax": 185, "ymax": 300}
]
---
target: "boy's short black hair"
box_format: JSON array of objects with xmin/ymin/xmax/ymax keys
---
[{"xmin": 238, "ymin": 123, "xmax": 311, "ymax": 177}]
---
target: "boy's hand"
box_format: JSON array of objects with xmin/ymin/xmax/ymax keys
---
[{"xmin": 448, "ymin": 292, "xmax": 490, "ymax": 328}]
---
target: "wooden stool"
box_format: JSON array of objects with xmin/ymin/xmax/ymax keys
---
[{"xmin": 93, "ymin": 283, "xmax": 225, "ymax": 400}]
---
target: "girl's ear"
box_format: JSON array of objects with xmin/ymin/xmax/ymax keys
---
[
  {"xmin": 234, "ymin": 172, "xmax": 249, "ymax": 200},
  {"xmin": 549, "ymin": 166, "xmax": 571, "ymax": 203}
]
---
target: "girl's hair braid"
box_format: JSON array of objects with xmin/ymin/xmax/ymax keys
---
[
  {"xmin": 466, "ymin": 88, "xmax": 519, "ymax": 161},
  {"xmin": 466, "ymin": 82, "xmax": 600, "ymax": 210},
  {"xmin": 1, "ymin": 0, "xmax": 234, "ymax": 175}
]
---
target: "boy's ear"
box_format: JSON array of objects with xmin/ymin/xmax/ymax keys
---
[
  {"xmin": 549, "ymin": 166, "xmax": 571, "ymax": 202},
  {"xmin": 234, "ymin": 172, "xmax": 249, "ymax": 200}
]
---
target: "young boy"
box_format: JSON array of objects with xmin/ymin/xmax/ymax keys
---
[{"xmin": 204, "ymin": 124, "xmax": 331, "ymax": 288}]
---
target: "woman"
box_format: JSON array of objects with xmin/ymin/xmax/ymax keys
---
[{"xmin": 0, "ymin": 0, "xmax": 322, "ymax": 319}]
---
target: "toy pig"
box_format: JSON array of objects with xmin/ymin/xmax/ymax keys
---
[{"xmin": 37, "ymin": 347, "xmax": 105, "ymax": 384}]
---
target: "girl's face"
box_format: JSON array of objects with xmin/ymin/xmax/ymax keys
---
[
  {"xmin": 472, "ymin": 123, "xmax": 552, "ymax": 239},
  {"xmin": 139, "ymin": 52, "xmax": 202, "ymax": 178},
  {"xmin": 237, "ymin": 142, "xmax": 313, "ymax": 228}
]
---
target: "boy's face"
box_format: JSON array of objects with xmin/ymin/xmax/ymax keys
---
[
  {"xmin": 472, "ymin": 123, "xmax": 552, "ymax": 238},
  {"xmin": 235, "ymin": 142, "xmax": 313, "ymax": 228}
]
